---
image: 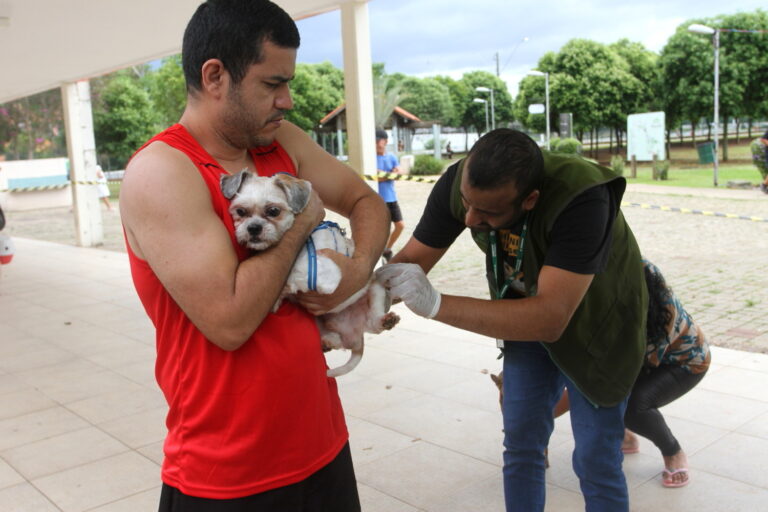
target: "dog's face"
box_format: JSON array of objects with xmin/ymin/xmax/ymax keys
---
[{"xmin": 221, "ymin": 170, "xmax": 312, "ymax": 251}]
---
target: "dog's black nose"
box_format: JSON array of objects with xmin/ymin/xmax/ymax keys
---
[{"xmin": 248, "ymin": 224, "xmax": 263, "ymax": 237}]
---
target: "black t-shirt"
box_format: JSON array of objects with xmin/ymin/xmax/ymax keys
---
[{"xmin": 413, "ymin": 164, "xmax": 616, "ymax": 290}]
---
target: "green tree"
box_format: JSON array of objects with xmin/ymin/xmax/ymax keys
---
[
  {"xmin": 397, "ymin": 76, "xmax": 454, "ymax": 123},
  {"xmin": 660, "ymin": 14, "xmax": 766, "ymax": 160},
  {"xmin": 608, "ymin": 39, "xmax": 660, "ymax": 149},
  {"xmin": 372, "ymin": 64, "xmax": 405, "ymax": 128},
  {"xmin": 658, "ymin": 28, "xmax": 712, "ymax": 150},
  {"xmin": 146, "ymin": 55, "xmax": 187, "ymax": 129},
  {"xmin": 93, "ymin": 75, "xmax": 159, "ymax": 169},
  {"xmin": 434, "ymin": 75, "xmax": 471, "ymax": 128},
  {"xmin": 458, "ymin": 71, "xmax": 513, "ymax": 134},
  {"xmin": 286, "ymin": 62, "xmax": 344, "ymax": 132},
  {"xmin": 520, "ymin": 39, "xmax": 644, "ymax": 156},
  {"xmin": 513, "ymin": 74, "xmax": 548, "ymax": 134},
  {"xmin": 716, "ymin": 11, "xmax": 768, "ymax": 142}
]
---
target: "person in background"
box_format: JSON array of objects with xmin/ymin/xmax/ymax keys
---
[
  {"xmin": 621, "ymin": 259, "xmax": 710, "ymax": 487},
  {"xmin": 94, "ymin": 165, "xmax": 113, "ymax": 211},
  {"xmin": 119, "ymin": 1, "xmax": 389, "ymax": 510},
  {"xmin": 375, "ymin": 128, "xmax": 405, "ymax": 262}
]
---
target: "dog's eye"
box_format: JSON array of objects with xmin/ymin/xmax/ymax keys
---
[
  {"xmin": 235, "ymin": 208, "xmax": 247, "ymax": 217},
  {"xmin": 266, "ymin": 206, "xmax": 281, "ymax": 218}
]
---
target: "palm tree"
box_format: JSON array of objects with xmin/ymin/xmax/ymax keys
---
[{"xmin": 373, "ymin": 73, "xmax": 405, "ymax": 128}]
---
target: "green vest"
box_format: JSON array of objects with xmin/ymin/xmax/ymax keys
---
[{"xmin": 449, "ymin": 152, "xmax": 647, "ymax": 407}]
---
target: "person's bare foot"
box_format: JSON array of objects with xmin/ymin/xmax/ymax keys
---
[
  {"xmin": 662, "ymin": 450, "xmax": 689, "ymax": 487},
  {"xmin": 621, "ymin": 429, "xmax": 639, "ymax": 454}
]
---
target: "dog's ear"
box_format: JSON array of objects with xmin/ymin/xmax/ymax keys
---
[
  {"xmin": 273, "ymin": 174, "xmax": 312, "ymax": 214},
  {"xmin": 490, "ymin": 372, "xmax": 503, "ymax": 390},
  {"xmin": 220, "ymin": 169, "xmax": 250, "ymax": 199}
]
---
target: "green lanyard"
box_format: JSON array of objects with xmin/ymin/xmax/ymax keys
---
[{"xmin": 489, "ymin": 216, "xmax": 528, "ymax": 300}]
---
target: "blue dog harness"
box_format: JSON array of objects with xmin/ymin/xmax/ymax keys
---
[{"xmin": 304, "ymin": 221, "xmax": 348, "ymax": 291}]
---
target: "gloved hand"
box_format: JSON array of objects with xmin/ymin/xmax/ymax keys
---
[{"xmin": 375, "ymin": 263, "xmax": 441, "ymax": 319}]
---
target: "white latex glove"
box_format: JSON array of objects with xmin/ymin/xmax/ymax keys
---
[{"xmin": 375, "ymin": 263, "xmax": 442, "ymax": 319}]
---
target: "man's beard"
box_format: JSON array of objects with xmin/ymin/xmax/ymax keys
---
[{"xmin": 222, "ymin": 87, "xmax": 280, "ymax": 148}]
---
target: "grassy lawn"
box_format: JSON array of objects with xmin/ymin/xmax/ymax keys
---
[
  {"xmin": 666, "ymin": 140, "xmax": 754, "ymax": 161},
  {"xmin": 624, "ymin": 164, "xmax": 762, "ymax": 188}
]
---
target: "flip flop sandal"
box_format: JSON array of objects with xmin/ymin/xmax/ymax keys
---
[
  {"xmin": 662, "ymin": 468, "xmax": 690, "ymax": 488},
  {"xmin": 621, "ymin": 446, "xmax": 640, "ymax": 454}
]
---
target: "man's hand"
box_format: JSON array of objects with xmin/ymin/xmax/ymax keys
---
[{"xmin": 375, "ymin": 263, "xmax": 441, "ymax": 319}]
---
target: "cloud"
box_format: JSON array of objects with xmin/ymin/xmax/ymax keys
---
[{"xmin": 296, "ymin": 0, "xmax": 766, "ymax": 95}]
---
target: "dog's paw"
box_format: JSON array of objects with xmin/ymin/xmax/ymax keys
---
[{"xmin": 380, "ymin": 312, "xmax": 400, "ymax": 330}]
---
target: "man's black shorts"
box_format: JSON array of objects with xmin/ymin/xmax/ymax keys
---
[
  {"xmin": 158, "ymin": 443, "xmax": 360, "ymax": 512},
  {"xmin": 386, "ymin": 201, "xmax": 403, "ymax": 223}
]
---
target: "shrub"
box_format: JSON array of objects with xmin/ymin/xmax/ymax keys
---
[
  {"xmin": 552, "ymin": 137, "xmax": 582, "ymax": 155},
  {"xmin": 610, "ymin": 155, "xmax": 625, "ymax": 176},
  {"xmin": 411, "ymin": 154, "xmax": 444, "ymax": 176},
  {"xmin": 750, "ymin": 138, "xmax": 767, "ymax": 180},
  {"xmin": 654, "ymin": 159, "xmax": 670, "ymax": 180}
]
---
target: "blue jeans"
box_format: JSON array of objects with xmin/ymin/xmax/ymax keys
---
[{"xmin": 501, "ymin": 342, "xmax": 629, "ymax": 512}]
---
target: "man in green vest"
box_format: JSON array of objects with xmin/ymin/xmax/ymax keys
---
[{"xmin": 376, "ymin": 129, "xmax": 647, "ymax": 512}]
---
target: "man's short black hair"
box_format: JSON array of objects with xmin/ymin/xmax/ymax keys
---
[
  {"xmin": 466, "ymin": 128, "xmax": 544, "ymax": 198},
  {"xmin": 376, "ymin": 129, "xmax": 388, "ymax": 141},
  {"xmin": 182, "ymin": 0, "xmax": 300, "ymax": 94}
]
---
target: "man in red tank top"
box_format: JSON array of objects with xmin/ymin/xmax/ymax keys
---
[{"xmin": 119, "ymin": 1, "xmax": 389, "ymax": 510}]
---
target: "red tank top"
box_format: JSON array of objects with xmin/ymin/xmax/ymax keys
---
[{"xmin": 126, "ymin": 124, "xmax": 348, "ymax": 499}]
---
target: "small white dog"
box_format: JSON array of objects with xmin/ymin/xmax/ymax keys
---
[{"xmin": 221, "ymin": 170, "xmax": 399, "ymax": 377}]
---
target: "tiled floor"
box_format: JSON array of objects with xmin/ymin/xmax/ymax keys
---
[{"xmin": 1, "ymin": 237, "xmax": 768, "ymax": 511}]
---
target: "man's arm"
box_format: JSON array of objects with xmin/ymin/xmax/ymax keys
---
[
  {"xmin": 120, "ymin": 141, "xmax": 324, "ymax": 351},
  {"xmin": 436, "ymin": 265, "xmax": 593, "ymax": 341},
  {"xmin": 276, "ymin": 122, "xmax": 390, "ymax": 314},
  {"xmin": 378, "ymin": 262, "xmax": 593, "ymax": 342}
]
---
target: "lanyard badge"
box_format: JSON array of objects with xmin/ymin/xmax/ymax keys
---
[
  {"xmin": 489, "ymin": 216, "xmax": 528, "ymax": 301},
  {"xmin": 490, "ymin": 217, "xmax": 528, "ymax": 350}
]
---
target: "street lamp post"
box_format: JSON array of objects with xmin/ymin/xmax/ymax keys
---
[
  {"xmin": 473, "ymin": 98, "xmax": 489, "ymax": 134},
  {"xmin": 688, "ymin": 23, "xmax": 720, "ymax": 187},
  {"xmin": 475, "ymin": 86, "xmax": 495, "ymax": 130},
  {"xmin": 527, "ymin": 70, "xmax": 550, "ymax": 150}
]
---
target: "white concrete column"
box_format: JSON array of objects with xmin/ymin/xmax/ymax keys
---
[
  {"xmin": 433, "ymin": 123, "xmax": 442, "ymax": 160},
  {"xmin": 61, "ymin": 80, "xmax": 103, "ymax": 247},
  {"xmin": 336, "ymin": 117, "xmax": 344, "ymax": 157},
  {"xmin": 340, "ymin": 1, "xmax": 375, "ymax": 175},
  {"xmin": 391, "ymin": 123, "xmax": 399, "ymax": 153}
]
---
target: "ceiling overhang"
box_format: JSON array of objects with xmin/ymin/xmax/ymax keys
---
[{"xmin": 0, "ymin": 0, "xmax": 363, "ymax": 104}]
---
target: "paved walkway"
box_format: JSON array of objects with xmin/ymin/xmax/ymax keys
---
[
  {"xmin": 1, "ymin": 182, "xmax": 767, "ymax": 510},
  {"xmin": 1, "ymin": 237, "xmax": 768, "ymax": 511}
]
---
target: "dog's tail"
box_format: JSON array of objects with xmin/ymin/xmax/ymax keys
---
[{"xmin": 326, "ymin": 345, "xmax": 363, "ymax": 378}]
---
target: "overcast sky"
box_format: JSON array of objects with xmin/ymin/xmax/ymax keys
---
[{"xmin": 295, "ymin": 0, "xmax": 766, "ymax": 95}]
